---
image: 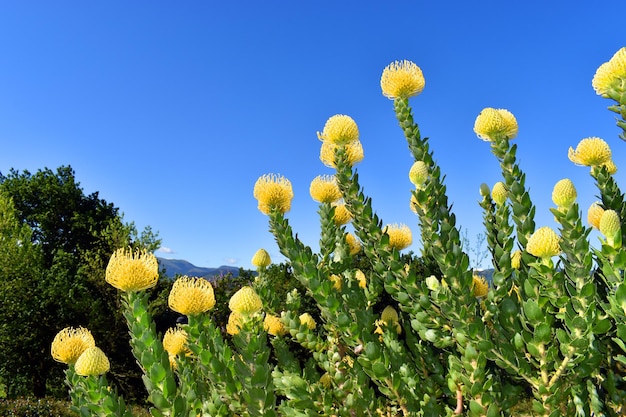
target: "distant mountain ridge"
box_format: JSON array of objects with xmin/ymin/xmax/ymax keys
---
[{"xmin": 157, "ymin": 257, "xmax": 241, "ymax": 279}]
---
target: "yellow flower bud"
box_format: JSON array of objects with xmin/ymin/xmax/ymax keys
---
[
  {"xmin": 511, "ymin": 250, "xmax": 522, "ymax": 270},
  {"xmin": 320, "ymin": 140, "xmax": 364, "ymax": 168},
  {"xmin": 551, "ymin": 179, "xmax": 577, "ymax": 208},
  {"xmin": 226, "ymin": 312, "xmax": 243, "ymax": 335},
  {"xmin": 409, "ymin": 161, "xmax": 428, "ymax": 187},
  {"xmin": 526, "ymin": 227, "xmax": 561, "ymax": 259},
  {"xmin": 409, "ymin": 194, "xmax": 419, "ymax": 214},
  {"xmin": 251, "ymin": 248, "xmax": 271, "ymax": 268},
  {"xmin": 588, "ymin": 202, "xmax": 605, "ymax": 229},
  {"xmin": 474, "ymin": 108, "xmax": 518, "ymax": 142},
  {"xmin": 320, "ymin": 372, "xmax": 332, "ymax": 388},
  {"xmin": 599, "ymin": 209, "xmax": 621, "ymax": 247},
  {"xmin": 568, "ymin": 137, "xmax": 612, "ymax": 167},
  {"xmin": 329, "ymin": 274, "xmax": 342, "ymax": 291},
  {"xmin": 380, "ymin": 60, "xmax": 425, "ymax": 100},
  {"xmin": 253, "ymin": 174, "xmax": 294, "ymax": 215},
  {"xmin": 264, "ymin": 314, "xmax": 286, "ymax": 336},
  {"xmin": 602, "ymin": 160, "xmax": 618, "ymax": 175},
  {"xmin": 163, "ymin": 327, "xmax": 189, "ymax": 357},
  {"xmin": 491, "ymin": 182, "xmax": 508, "ymax": 206},
  {"xmin": 592, "ymin": 47, "xmax": 626, "ymax": 97},
  {"xmin": 355, "ymin": 269, "xmax": 366, "ymax": 289},
  {"xmin": 384, "ymin": 224, "xmax": 412, "ymax": 251},
  {"xmin": 381, "ymin": 306, "xmax": 399, "ymax": 324},
  {"xmin": 332, "ymin": 202, "xmax": 352, "ymax": 225},
  {"xmin": 317, "ymin": 114, "xmax": 359, "ymax": 145},
  {"xmin": 472, "ymin": 275, "xmax": 489, "ymax": 298},
  {"xmin": 310, "ymin": 175, "xmax": 342, "ymax": 203},
  {"xmin": 168, "ymin": 276, "xmax": 216, "ymax": 316},
  {"xmin": 74, "ymin": 346, "xmax": 110, "ymax": 377},
  {"xmin": 345, "ymin": 233, "xmax": 362, "ymax": 255},
  {"xmin": 105, "ymin": 247, "xmax": 159, "ymax": 293},
  {"xmin": 51, "ymin": 327, "xmax": 95, "ymax": 365},
  {"xmin": 299, "ymin": 313, "xmax": 316, "ymax": 330},
  {"xmin": 229, "ymin": 286, "xmax": 263, "ymax": 315}
]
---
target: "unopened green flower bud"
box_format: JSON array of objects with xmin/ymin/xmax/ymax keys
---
[
  {"xmin": 491, "ymin": 182, "xmax": 508, "ymax": 206},
  {"xmin": 479, "ymin": 183, "xmax": 490, "ymax": 198},
  {"xmin": 409, "ymin": 161, "xmax": 428, "ymax": 187},
  {"xmin": 425, "ymin": 275, "xmax": 440, "ymax": 291}
]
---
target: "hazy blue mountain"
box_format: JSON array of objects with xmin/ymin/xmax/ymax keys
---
[{"xmin": 157, "ymin": 257, "xmax": 241, "ymax": 280}]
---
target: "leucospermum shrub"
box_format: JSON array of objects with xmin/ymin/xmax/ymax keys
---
[{"xmin": 54, "ymin": 47, "xmax": 626, "ymax": 416}]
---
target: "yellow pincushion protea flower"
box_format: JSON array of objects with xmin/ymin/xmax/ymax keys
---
[
  {"xmin": 51, "ymin": 327, "xmax": 95, "ymax": 364},
  {"xmin": 592, "ymin": 47, "xmax": 626, "ymax": 97},
  {"xmin": 329, "ymin": 274, "xmax": 342, "ymax": 291},
  {"xmin": 599, "ymin": 209, "xmax": 621, "ymax": 247},
  {"xmin": 588, "ymin": 202, "xmax": 605, "ymax": 229},
  {"xmin": 568, "ymin": 137, "xmax": 612, "ymax": 167},
  {"xmin": 251, "ymin": 248, "xmax": 271, "ymax": 268},
  {"xmin": 163, "ymin": 327, "xmax": 189, "ymax": 357},
  {"xmin": 320, "ymin": 140, "xmax": 364, "ymax": 168},
  {"xmin": 551, "ymin": 179, "xmax": 577, "ymax": 208},
  {"xmin": 264, "ymin": 314, "xmax": 286, "ymax": 336},
  {"xmin": 345, "ymin": 233, "xmax": 362, "ymax": 255},
  {"xmin": 226, "ymin": 312, "xmax": 243, "ymax": 335},
  {"xmin": 105, "ymin": 248, "xmax": 159, "ymax": 292},
  {"xmin": 409, "ymin": 161, "xmax": 428, "ymax": 187},
  {"xmin": 472, "ymin": 275, "xmax": 489, "ymax": 298},
  {"xmin": 168, "ymin": 276, "xmax": 216, "ymax": 316},
  {"xmin": 332, "ymin": 202, "xmax": 352, "ymax": 225},
  {"xmin": 384, "ymin": 224, "xmax": 413, "ymax": 251},
  {"xmin": 473, "ymin": 108, "xmax": 518, "ymax": 142},
  {"xmin": 355, "ymin": 269, "xmax": 366, "ymax": 289},
  {"xmin": 380, "ymin": 60, "xmax": 425, "ymax": 100},
  {"xmin": 511, "ymin": 250, "xmax": 522, "ymax": 270},
  {"xmin": 310, "ymin": 175, "xmax": 342, "ymax": 203},
  {"xmin": 74, "ymin": 346, "xmax": 110, "ymax": 376},
  {"xmin": 526, "ymin": 227, "xmax": 561, "ymax": 260},
  {"xmin": 491, "ymin": 182, "xmax": 508, "ymax": 206},
  {"xmin": 253, "ymin": 174, "xmax": 294, "ymax": 215},
  {"xmin": 229, "ymin": 286, "xmax": 263, "ymax": 315},
  {"xmin": 317, "ymin": 114, "xmax": 359, "ymax": 145},
  {"xmin": 299, "ymin": 313, "xmax": 316, "ymax": 330},
  {"xmin": 602, "ymin": 160, "xmax": 618, "ymax": 175}
]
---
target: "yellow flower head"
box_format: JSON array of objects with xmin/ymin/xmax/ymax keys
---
[
  {"xmin": 588, "ymin": 202, "xmax": 605, "ymax": 229},
  {"xmin": 329, "ymin": 274, "xmax": 342, "ymax": 291},
  {"xmin": 491, "ymin": 182, "xmax": 508, "ymax": 206},
  {"xmin": 264, "ymin": 314, "xmax": 286, "ymax": 336},
  {"xmin": 251, "ymin": 248, "xmax": 271, "ymax": 268},
  {"xmin": 599, "ymin": 209, "xmax": 621, "ymax": 240},
  {"xmin": 526, "ymin": 227, "xmax": 561, "ymax": 259},
  {"xmin": 105, "ymin": 248, "xmax": 159, "ymax": 292},
  {"xmin": 345, "ymin": 232, "xmax": 362, "ymax": 255},
  {"xmin": 511, "ymin": 250, "xmax": 522, "ymax": 270},
  {"xmin": 602, "ymin": 160, "xmax": 618, "ymax": 175},
  {"xmin": 355, "ymin": 269, "xmax": 366, "ymax": 289},
  {"xmin": 299, "ymin": 312, "xmax": 317, "ymax": 330},
  {"xmin": 409, "ymin": 161, "xmax": 428, "ymax": 187},
  {"xmin": 332, "ymin": 202, "xmax": 352, "ymax": 225},
  {"xmin": 310, "ymin": 175, "xmax": 342, "ymax": 203},
  {"xmin": 51, "ymin": 327, "xmax": 96, "ymax": 365},
  {"xmin": 473, "ymin": 108, "xmax": 518, "ymax": 142},
  {"xmin": 384, "ymin": 223, "xmax": 413, "ymax": 251},
  {"xmin": 226, "ymin": 311, "xmax": 243, "ymax": 335},
  {"xmin": 380, "ymin": 60, "xmax": 425, "ymax": 100},
  {"xmin": 229, "ymin": 286, "xmax": 263, "ymax": 315},
  {"xmin": 163, "ymin": 327, "xmax": 189, "ymax": 357},
  {"xmin": 409, "ymin": 194, "xmax": 419, "ymax": 214},
  {"xmin": 568, "ymin": 137, "xmax": 612, "ymax": 167},
  {"xmin": 168, "ymin": 276, "xmax": 216, "ymax": 316},
  {"xmin": 317, "ymin": 114, "xmax": 359, "ymax": 145},
  {"xmin": 253, "ymin": 174, "xmax": 294, "ymax": 215},
  {"xmin": 552, "ymin": 179, "xmax": 577, "ymax": 208},
  {"xmin": 472, "ymin": 274, "xmax": 489, "ymax": 298},
  {"xmin": 592, "ymin": 47, "xmax": 626, "ymax": 97},
  {"xmin": 74, "ymin": 346, "xmax": 110, "ymax": 377},
  {"xmin": 381, "ymin": 306, "xmax": 399, "ymax": 324},
  {"xmin": 320, "ymin": 140, "xmax": 364, "ymax": 168}
]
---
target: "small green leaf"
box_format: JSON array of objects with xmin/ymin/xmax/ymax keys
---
[{"xmin": 523, "ymin": 299, "xmax": 543, "ymax": 325}]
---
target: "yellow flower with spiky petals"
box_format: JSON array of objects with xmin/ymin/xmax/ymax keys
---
[
  {"xmin": 51, "ymin": 327, "xmax": 95, "ymax": 364},
  {"xmin": 474, "ymin": 108, "xmax": 518, "ymax": 142},
  {"xmin": 409, "ymin": 161, "xmax": 428, "ymax": 187},
  {"xmin": 264, "ymin": 314, "xmax": 286, "ymax": 336},
  {"xmin": 299, "ymin": 313, "xmax": 316, "ymax": 330},
  {"xmin": 345, "ymin": 233, "xmax": 362, "ymax": 255},
  {"xmin": 384, "ymin": 224, "xmax": 412, "ymax": 251},
  {"xmin": 355, "ymin": 269, "xmax": 366, "ymax": 289},
  {"xmin": 526, "ymin": 227, "xmax": 561, "ymax": 260},
  {"xmin": 329, "ymin": 274, "xmax": 342, "ymax": 291},
  {"xmin": 105, "ymin": 248, "xmax": 159, "ymax": 292},
  {"xmin": 229, "ymin": 286, "xmax": 263, "ymax": 315},
  {"xmin": 588, "ymin": 202, "xmax": 605, "ymax": 229},
  {"xmin": 316, "ymin": 114, "xmax": 359, "ymax": 145},
  {"xmin": 168, "ymin": 276, "xmax": 216, "ymax": 316},
  {"xmin": 251, "ymin": 248, "xmax": 271, "ymax": 268},
  {"xmin": 163, "ymin": 327, "xmax": 189, "ymax": 357},
  {"xmin": 74, "ymin": 346, "xmax": 110, "ymax": 376},
  {"xmin": 568, "ymin": 137, "xmax": 612, "ymax": 167},
  {"xmin": 380, "ymin": 60, "xmax": 425, "ymax": 100},
  {"xmin": 491, "ymin": 182, "xmax": 508, "ymax": 206},
  {"xmin": 552, "ymin": 179, "xmax": 577, "ymax": 208},
  {"xmin": 511, "ymin": 250, "xmax": 522, "ymax": 270},
  {"xmin": 320, "ymin": 140, "xmax": 364, "ymax": 168},
  {"xmin": 253, "ymin": 174, "xmax": 294, "ymax": 215},
  {"xmin": 592, "ymin": 47, "xmax": 626, "ymax": 97},
  {"xmin": 600, "ymin": 209, "xmax": 621, "ymax": 247},
  {"xmin": 310, "ymin": 175, "xmax": 342, "ymax": 203},
  {"xmin": 332, "ymin": 202, "xmax": 352, "ymax": 225},
  {"xmin": 226, "ymin": 312, "xmax": 243, "ymax": 335},
  {"xmin": 472, "ymin": 275, "xmax": 489, "ymax": 298}
]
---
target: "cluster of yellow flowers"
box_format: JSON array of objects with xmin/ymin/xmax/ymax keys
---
[{"xmin": 51, "ymin": 327, "xmax": 110, "ymax": 377}]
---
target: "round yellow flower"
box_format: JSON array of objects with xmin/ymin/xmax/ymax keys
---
[
  {"xmin": 380, "ymin": 60, "xmax": 425, "ymax": 100},
  {"xmin": 253, "ymin": 174, "xmax": 294, "ymax": 215},
  {"xmin": 310, "ymin": 175, "xmax": 342, "ymax": 203},
  {"xmin": 299, "ymin": 313, "xmax": 316, "ymax": 330},
  {"xmin": 163, "ymin": 327, "xmax": 189, "ymax": 357},
  {"xmin": 317, "ymin": 114, "xmax": 359, "ymax": 145},
  {"xmin": 74, "ymin": 346, "xmax": 110, "ymax": 377},
  {"xmin": 229, "ymin": 286, "xmax": 263, "ymax": 315},
  {"xmin": 384, "ymin": 224, "xmax": 413, "ymax": 251},
  {"xmin": 320, "ymin": 140, "xmax": 364, "ymax": 168},
  {"xmin": 409, "ymin": 161, "xmax": 428, "ymax": 187},
  {"xmin": 526, "ymin": 227, "xmax": 561, "ymax": 259},
  {"xmin": 588, "ymin": 202, "xmax": 605, "ymax": 229},
  {"xmin": 592, "ymin": 47, "xmax": 626, "ymax": 97},
  {"xmin": 332, "ymin": 202, "xmax": 352, "ymax": 225},
  {"xmin": 226, "ymin": 311, "xmax": 243, "ymax": 335},
  {"xmin": 511, "ymin": 250, "xmax": 522, "ymax": 270},
  {"xmin": 345, "ymin": 233, "xmax": 362, "ymax": 255},
  {"xmin": 251, "ymin": 248, "xmax": 271, "ymax": 268},
  {"xmin": 264, "ymin": 314, "xmax": 286, "ymax": 336},
  {"xmin": 491, "ymin": 182, "xmax": 508, "ymax": 206},
  {"xmin": 168, "ymin": 276, "xmax": 216, "ymax": 316},
  {"xmin": 355, "ymin": 269, "xmax": 367, "ymax": 289},
  {"xmin": 105, "ymin": 248, "xmax": 159, "ymax": 292},
  {"xmin": 551, "ymin": 179, "xmax": 577, "ymax": 208},
  {"xmin": 599, "ymin": 209, "xmax": 621, "ymax": 240},
  {"xmin": 473, "ymin": 108, "xmax": 518, "ymax": 142},
  {"xmin": 51, "ymin": 327, "xmax": 96, "ymax": 365},
  {"xmin": 568, "ymin": 137, "xmax": 612, "ymax": 167},
  {"xmin": 472, "ymin": 275, "xmax": 489, "ymax": 298}
]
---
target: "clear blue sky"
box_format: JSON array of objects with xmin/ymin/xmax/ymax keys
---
[{"xmin": 1, "ymin": 1, "xmax": 624, "ymax": 270}]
